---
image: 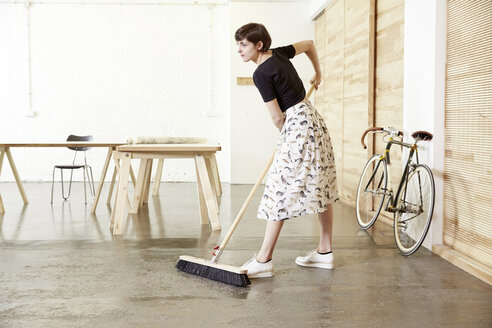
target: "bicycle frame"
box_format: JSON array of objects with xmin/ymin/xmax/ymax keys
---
[{"xmin": 378, "ymin": 137, "xmax": 420, "ymax": 212}]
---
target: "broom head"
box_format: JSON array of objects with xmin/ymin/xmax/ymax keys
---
[{"xmin": 176, "ymin": 255, "xmax": 250, "ymax": 287}]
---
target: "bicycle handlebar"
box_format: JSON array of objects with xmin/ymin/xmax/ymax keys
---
[{"xmin": 361, "ymin": 127, "xmax": 403, "ymax": 149}]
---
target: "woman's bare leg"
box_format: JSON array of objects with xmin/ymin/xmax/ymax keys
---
[
  {"xmin": 317, "ymin": 204, "xmax": 333, "ymax": 252},
  {"xmin": 256, "ymin": 220, "xmax": 284, "ymax": 262}
]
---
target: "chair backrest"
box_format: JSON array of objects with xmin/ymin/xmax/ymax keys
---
[{"xmin": 67, "ymin": 135, "xmax": 93, "ymax": 151}]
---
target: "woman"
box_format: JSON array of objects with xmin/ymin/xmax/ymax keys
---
[{"xmin": 236, "ymin": 23, "xmax": 339, "ymax": 278}]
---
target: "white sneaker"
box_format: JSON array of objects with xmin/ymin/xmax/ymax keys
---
[
  {"xmin": 240, "ymin": 255, "xmax": 274, "ymax": 278},
  {"xmin": 295, "ymin": 250, "xmax": 334, "ymax": 269}
]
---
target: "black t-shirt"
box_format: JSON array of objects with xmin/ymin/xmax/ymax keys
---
[{"xmin": 252, "ymin": 45, "xmax": 306, "ymax": 112}]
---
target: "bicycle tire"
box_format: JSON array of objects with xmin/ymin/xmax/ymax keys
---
[
  {"xmin": 355, "ymin": 154, "xmax": 388, "ymax": 229},
  {"xmin": 394, "ymin": 164, "xmax": 435, "ymax": 256}
]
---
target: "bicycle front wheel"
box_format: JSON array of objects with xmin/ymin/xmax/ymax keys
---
[
  {"xmin": 355, "ymin": 154, "xmax": 388, "ymax": 229},
  {"xmin": 394, "ymin": 164, "xmax": 435, "ymax": 256}
]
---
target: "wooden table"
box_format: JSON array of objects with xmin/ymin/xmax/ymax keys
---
[
  {"xmin": 0, "ymin": 142, "xmax": 135, "ymax": 214},
  {"xmin": 110, "ymin": 143, "xmax": 222, "ymax": 235}
]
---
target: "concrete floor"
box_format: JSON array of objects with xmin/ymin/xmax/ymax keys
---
[{"xmin": 0, "ymin": 182, "xmax": 491, "ymax": 327}]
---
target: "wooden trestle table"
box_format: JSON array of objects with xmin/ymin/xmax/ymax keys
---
[{"xmin": 110, "ymin": 143, "xmax": 222, "ymax": 235}]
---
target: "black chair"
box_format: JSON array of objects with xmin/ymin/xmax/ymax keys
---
[{"xmin": 51, "ymin": 135, "xmax": 95, "ymax": 204}]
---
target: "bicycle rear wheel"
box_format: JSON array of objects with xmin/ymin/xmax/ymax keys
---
[
  {"xmin": 394, "ymin": 164, "xmax": 435, "ymax": 256},
  {"xmin": 355, "ymin": 154, "xmax": 388, "ymax": 229}
]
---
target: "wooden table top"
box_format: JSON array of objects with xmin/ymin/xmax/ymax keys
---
[
  {"xmin": 116, "ymin": 144, "xmax": 221, "ymax": 152},
  {"xmin": 0, "ymin": 142, "xmax": 126, "ymax": 148}
]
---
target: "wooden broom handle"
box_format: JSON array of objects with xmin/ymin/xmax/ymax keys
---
[
  {"xmin": 306, "ymin": 83, "xmax": 316, "ymax": 99},
  {"xmin": 218, "ymin": 152, "xmax": 275, "ymax": 251}
]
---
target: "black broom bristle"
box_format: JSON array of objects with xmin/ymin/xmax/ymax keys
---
[{"xmin": 176, "ymin": 259, "xmax": 251, "ymax": 287}]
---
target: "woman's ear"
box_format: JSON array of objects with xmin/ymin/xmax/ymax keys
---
[{"xmin": 256, "ymin": 41, "xmax": 264, "ymax": 51}]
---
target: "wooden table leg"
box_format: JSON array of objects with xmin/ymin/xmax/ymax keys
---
[
  {"xmin": 90, "ymin": 147, "xmax": 113, "ymax": 214},
  {"xmin": 205, "ymin": 155, "xmax": 220, "ymax": 212},
  {"xmin": 142, "ymin": 159, "xmax": 153, "ymax": 204},
  {"xmin": 210, "ymin": 153, "xmax": 222, "ymax": 196},
  {"xmin": 108, "ymin": 159, "xmax": 135, "ymax": 205},
  {"xmin": 109, "ymin": 161, "xmax": 119, "ymax": 231},
  {"xmin": 113, "ymin": 153, "xmax": 131, "ymax": 235},
  {"xmin": 129, "ymin": 165, "xmax": 137, "ymax": 186},
  {"xmin": 152, "ymin": 158, "xmax": 164, "ymax": 196},
  {"xmin": 5, "ymin": 148, "xmax": 28, "ymax": 204},
  {"xmin": 106, "ymin": 168, "xmax": 117, "ymax": 205},
  {"xmin": 138, "ymin": 160, "xmax": 150, "ymax": 208},
  {"xmin": 204, "ymin": 156, "xmax": 219, "ymax": 213},
  {"xmin": 195, "ymin": 161, "xmax": 209, "ymax": 225},
  {"xmin": 110, "ymin": 157, "xmax": 132, "ymax": 230},
  {"xmin": 195, "ymin": 154, "xmax": 220, "ymax": 231},
  {"xmin": 130, "ymin": 159, "xmax": 148, "ymax": 214}
]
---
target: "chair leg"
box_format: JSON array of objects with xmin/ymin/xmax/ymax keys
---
[
  {"xmin": 55, "ymin": 166, "xmax": 95, "ymax": 204},
  {"xmin": 68, "ymin": 168, "xmax": 74, "ymax": 198},
  {"xmin": 61, "ymin": 169, "xmax": 68, "ymax": 200},
  {"xmin": 51, "ymin": 167, "xmax": 56, "ymax": 204}
]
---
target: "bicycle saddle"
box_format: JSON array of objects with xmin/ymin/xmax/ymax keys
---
[{"xmin": 412, "ymin": 130, "xmax": 433, "ymax": 141}]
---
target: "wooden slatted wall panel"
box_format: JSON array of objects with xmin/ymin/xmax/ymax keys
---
[
  {"xmin": 321, "ymin": 0, "xmax": 344, "ymax": 200},
  {"xmin": 375, "ymin": 0, "xmax": 404, "ymax": 217},
  {"xmin": 444, "ymin": 0, "xmax": 492, "ymax": 267},
  {"xmin": 342, "ymin": 0, "xmax": 374, "ymax": 203},
  {"xmin": 315, "ymin": 10, "xmax": 326, "ymax": 117},
  {"xmin": 314, "ymin": 0, "xmax": 375, "ymax": 205}
]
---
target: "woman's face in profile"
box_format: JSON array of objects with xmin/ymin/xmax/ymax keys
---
[{"xmin": 237, "ymin": 39, "xmax": 260, "ymax": 62}]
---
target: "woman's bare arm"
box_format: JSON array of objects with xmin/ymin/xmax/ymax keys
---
[
  {"xmin": 293, "ymin": 40, "xmax": 322, "ymax": 88},
  {"xmin": 265, "ymin": 98, "xmax": 285, "ymax": 131}
]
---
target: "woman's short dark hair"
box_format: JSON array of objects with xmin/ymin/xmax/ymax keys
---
[{"xmin": 235, "ymin": 23, "xmax": 271, "ymax": 52}]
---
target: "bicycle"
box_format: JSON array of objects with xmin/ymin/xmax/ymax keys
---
[{"xmin": 355, "ymin": 126, "xmax": 435, "ymax": 256}]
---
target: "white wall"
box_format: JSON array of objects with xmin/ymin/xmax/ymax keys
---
[
  {"xmin": 1, "ymin": 1, "xmax": 315, "ymax": 185},
  {"xmin": 230, "ymin": 1, "xmax": 314, "ymax": 183},
  {"xmin": 403, "ymin": 0, "xmax": 447, "ymax": 248},
  {"xmin": 1, "ymin": 1, "xmax": 231, "ymax": 182}
]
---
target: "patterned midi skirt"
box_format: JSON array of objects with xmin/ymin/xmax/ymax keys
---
[{"xmin": 257, "ymin": 101, "xmax": 339, "ymax": 221}]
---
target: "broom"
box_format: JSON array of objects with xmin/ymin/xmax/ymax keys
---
[
  {"xmin": 176, "ymin": 152, "xmax": 275, "ymax": 286},
  {"xmin": 176, "ymin": 84, "xmax": 316, "ymax": 287}
]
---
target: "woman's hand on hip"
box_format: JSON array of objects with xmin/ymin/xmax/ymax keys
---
[{"xmin": 310, "ymin": 74, "xmax": 322, "ymax": 89}]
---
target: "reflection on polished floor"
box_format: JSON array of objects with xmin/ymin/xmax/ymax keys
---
[{"xmin": 0, "ymin": 182, "xmax": 491, "ymax": 327}]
